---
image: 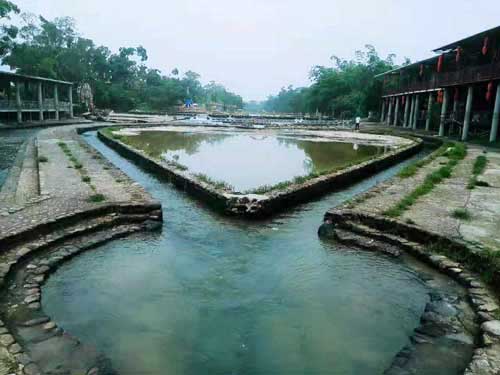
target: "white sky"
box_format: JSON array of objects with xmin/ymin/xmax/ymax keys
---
[{"xmin": 9, "ymin": 0, "xmax": 500, "ymax": 101}]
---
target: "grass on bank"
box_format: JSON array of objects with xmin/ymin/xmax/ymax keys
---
[
  {"xmin": 37, "ymin": 155, "xmax": 48, "ymax": 163},
  {"xmin": 452, "ymin": 208, "xmax": 472, "ymax": 221},
  {"xmin": 467, "ymin": 155, "xmax": 488, "ymax": 189},
  {"xmin": 87, "ymin": 193, "xmax": 106, "ymax": 203},
  {"xmin": 193, "ymin": 173, "xmax": 234, "ymax": 191},
  {"xmin": 397, "ymin": 142, "xmax": 452, "ymax": 179},
  {"xmin": 384, "ymin": 143, "xmax": 467, "ymax": 218}
]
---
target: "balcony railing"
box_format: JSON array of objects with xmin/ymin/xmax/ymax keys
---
[
  {"xmin": 383, "ymin": 61, "xmax": 500, "ymax": 96},
  {"xmin": 0, "ymin": 99, "xmax": 72, "ymax": 111}
]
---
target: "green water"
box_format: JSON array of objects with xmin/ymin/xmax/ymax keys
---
[
  {"xmin": 118, "ymin": 130, "xmax": 385, "ymax": 191},
  {"xmin": 42, "ymin": 132, "xmax": 431, "ymax": 375}
]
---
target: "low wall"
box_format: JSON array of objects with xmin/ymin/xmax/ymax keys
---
[{"xmin": 98, "ymin": 128, "xmax": 423, "ymax": 218}]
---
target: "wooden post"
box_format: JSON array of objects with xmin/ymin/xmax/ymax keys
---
[
  {"xmin": 54, "ymin": 84, "xmax": 59, "ymax": 121},
  {"xmin": 68, "ymin": 85, "xmax": 74, "ymax": 118},
  {"xmin": 386, "ymin": 98, "xmax": 393, "ymax": 125},
  {"xmin": 489, "ymin": 83, "xmax": 500, "ymax": 143},
  {"xmin": 38, "ymin": 82, "xmax": 44, "ymax": 121},
  {"xmin": 403, "ymin": 95, "xmax": 410, "ymax": 128},
  {"xmin": 393, "ymin": 96, "xmax": 400, "ymax": 126},
  {"xmin": 462, "ymin": 85, "xmax": 474, "ymax": 141},
  {"xmin": 412, "ymin": 94, "xmax": 420, "ymax": 130},
  {"xmin": 15, "ymin": 81, "xmax": 22, "ymax": 123},
  {"xmin": 439, "ymin": 89, "xmax": 449, "ymax": 137},
  {"xmin": 425, "ymin": 92, "xmax": 433, "ymax": 131},
  {"xmin": 409, "ymin": 95, "xmax": 416, "ymax": 129},
  {"xmin": 380, "ymin": 100, "xmax": 386, "ymax": 123}
]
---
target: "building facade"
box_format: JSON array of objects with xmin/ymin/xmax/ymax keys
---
[
  {"xmin": 378, "ymin": 26, "xmax": 500, "ymax": 142},
  {"xmin": 0, "ymin": 71, "xmax": 73, "ymax": 124}
]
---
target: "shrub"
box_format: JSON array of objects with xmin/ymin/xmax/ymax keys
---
[
  {"xmin": 38, "ymin": 156, "xmax": 48, "ymax": 163},
  {"xmin": 87, "ymin": 194, "xmax": 105, "ymax": 203},
  {"xmin": 82, "ymin": 176, "xmax": 91, "ymax": 183},
  {"xmin": 452, "ymin": 208, "xmax": 472, "ymax": 221}
]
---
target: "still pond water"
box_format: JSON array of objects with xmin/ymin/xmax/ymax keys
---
[
  {"xmin": 117, "ymin": 130, "xmax": 387, "ymax": 191},
  {"xmin": 43, "ymin": 132, "xmax": 430, "ymax": 375}
]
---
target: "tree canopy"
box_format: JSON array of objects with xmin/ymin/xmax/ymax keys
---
[
  {"xmin": 260, "ymin": 46, "xmax": 403, "ymax": 117},
  {"xmin": 0, "ymin": 4, "xmax": 243, "ymax": 113}
]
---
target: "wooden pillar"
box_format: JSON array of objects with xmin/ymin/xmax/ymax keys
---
[
  {"xmin": 37, "ymin": 82, "xmax": 44, "ymax": 121},
  {"xmin": 403, "ymin": 95, "xmax": 410, "ymax": 128},
  {"xmin": 15, "ymin": 81, "xmax": 22, "ymax": 123},
  {"xmin": 462, "ymin": 85, "xmax": 474, "ymax": 141},
  {"xmin": 412, "ymin": 94, "xmax": 420, "ymax": 130},
  {"xmin": 425, "ymin": 92, "xmax": 433, "ymax": 131},
  {"xmin": 54, "ymin": 84, "xmax": 59, "ymax": 121},
  {"xmin": 386, "ymin": 98, "xmax": 393, "ymax": 125},
  {"xmin": 439, "ymin": 89, "xmax": 449, "ymax": 137},
  {"xmin": 408, "ymin": 95, "xmax": 415, "ymax": 129},
  {"xmin": 68, "ymin": 85, "xmax": 74, "ymax": 118},
  {"xmin": 393, "ymin": 97, "xmax": 400, "ymax": 126},
  {"xmin": 380, "ymin": 100, "xmax": 386, "ymax": 123},
  {"xmin": 489, "ymin": 83, "xmax": 500, "ymax": 143}
]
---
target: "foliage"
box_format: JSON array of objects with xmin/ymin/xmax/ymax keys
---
[
  {"xmin": 261, "ymin": 45, "xmax": 401, "ymax": 116},
  {"xmin": 452, "ymin": 208, "xmax": 471, "ymax": 221},
  {"xmin": 467, "ymin": 155, "xmax": 488, "ymax": 189},
  {"xmin": 1, "ymin": 5, "xmax": 242, "ymax": 113},
  {"xmin": 398, "ymin": 142, "xmax": 453, "ymax": 179},
  {"xmin": 384, "ymin": 143, "xmax": 467, "ymax": 217},
  {"xmin": 192, "ymin": 173, "xmax": 234, "ymax": 191}
]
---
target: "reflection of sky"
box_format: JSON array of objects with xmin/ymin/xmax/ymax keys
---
[{"xmin": 162, "ymin": 135, "xmax": 313, "ymax": 191}]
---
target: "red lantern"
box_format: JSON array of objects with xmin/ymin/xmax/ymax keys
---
[
  {"xmin": 482, "ymin": 37, "xmax": 489, "ymax": 56},
  {"xmin": 437, "ymin": 90, "xmax": 444, "ymax": 104},
  {"xmin": 454, "ymin": 87, "xmax": 459, "ymax": 101},
  {"xmin": 437, "ymin": 54, "xmax": 444, "ymax": 72},
  {"xmin": 486, "ymin": 82, "xmax": 494, "ymax": 102},
  {"xmin": 455, "ymin": 47, "xmax": 462, "ymax": 63}
]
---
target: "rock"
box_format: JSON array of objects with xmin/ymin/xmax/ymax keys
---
[
  {"xmin": 28, "ymin": 302, "xmax": 40, "ymax": 310},
  {"xmin": 24, "ymin": 294, "xmax": 40, "ymax": 304},
  {"xmin": 26, "ymin": 264, "xmax": 37, "ymax": 270},
  {"xmin": 43, "ymin": 321, "xmax": 56, "ymax": 331},
  {"xmin": 87, "ymin": 368, "xmax": 99, "ymax": 375},
  {"xmin": 0, "ymin": 334, "xmax": 15, "ymax": 346},
  {"xmin": 24, "ymin": 363, "xmax": 41, "ymax": 375},
  {"xmin": 0, "ymin": 327, "xmax": 8, "ymax": 335},
  {"xmin": 8, "ymin": 342, "xmax": 22, "ymax": 354},
  {"xmin": 482, "ymin": 321, "xmax": 500, "ymax": 338},
  {"xmin": 14, "ymin": 352, "xmax": 31, "ymax": 365},
  {"xmin": 33, "ymin": 265, "xmax": 50, "ymax": 275},
  {"xmin": 21, "ymin": 317, "xmax": 49, "ymax": 327}
]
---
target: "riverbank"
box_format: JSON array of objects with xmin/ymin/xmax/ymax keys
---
[
  {"xmin": 98, "ymin": 126, "xmax": 422, "ymax": 218},
  {"xmin": 320, "ymin": 131, "xmax": 500, "ymax": 374},
  {"xmin": 0, "ymin": 123, "xmax": 162, "ymax": 374}
]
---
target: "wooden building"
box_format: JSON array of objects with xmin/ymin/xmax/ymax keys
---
[
  {"xmin": 377, "ymin": 25, "xmax": 500, "ymax": 142},
  {"xmin": 0, "ymin": 71, "xmax": 73, "ymax": 124}
]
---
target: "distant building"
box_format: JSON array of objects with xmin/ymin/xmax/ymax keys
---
[
  {"xmin": 0, "ymin": 71, "xmax": 73, "ymax": 124},
  {"xmin": 377, "ymin": 25, "xmax": 500, "ymax": 142}
]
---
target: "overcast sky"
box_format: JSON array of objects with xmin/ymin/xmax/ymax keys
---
[{"xmin": 9, "ymin": 0, "xmax": 500, "ymax": 101}]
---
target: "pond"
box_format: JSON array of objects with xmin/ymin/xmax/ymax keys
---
[
  {"xmin": 43, "ymin": 132, "xmax": 431, "ymax": 375},
  {"xmin": 115, "ymin": 128, "xmax": 387, "ymax": 191},
  {"xmin": 0, "ymin": 129, "xmax": 37, "ymax": 189}
]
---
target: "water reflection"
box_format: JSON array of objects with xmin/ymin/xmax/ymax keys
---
[{"xmin": 120, "ymin": 130, "xmax": 384, "ymax": 191}]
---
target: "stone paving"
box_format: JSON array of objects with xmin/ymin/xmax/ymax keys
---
[{"xmin": 0, "ymin": 123, "xmax": 161, "ymax": 374}]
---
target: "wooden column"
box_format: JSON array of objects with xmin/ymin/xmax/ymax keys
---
[
  {"xmin": 393, "ymin": 97, "xmax": 400, "ymax": 126},
  {"xmin": 425, "ymin": 92, "xmax": 433, "ymax": 131},
  {"xmin": 38, "ymin": 82, "xmax": 44, "ymax": 121},
  {"xmin": 386, "ymin": 98, "xmax": 393, "ymax": 125},
  {"xmin": 408, "ymin": 95, "xmax": 416, "ymax": 129},
  {"xmin": 15, "ymin": 81, "xmax": 22, "ymax": 123},
  {"xmin": 380, "ymin": 100, "xmax": 386, "ymax": 123},
  {"xmin": 489, "ymin": 83, "xmax": 500, "ymax": 143},
  {"xmin": 462, "ymin": 85, "xmax": 474, "ymax": 141},
  {"xmin": 439, "ymin": 89, "xmax": 449, "ymax": 137},
  {"xmin": 412, "ymin": 94, "xmax": 420, "ymax": 130},
  {"xmin": 403, "ymin": 95, "xmax": 410, "ymax": 128},
  {"xmin": 68, "ymin": 85, "xmax": 74, "ymax": 118},
  {"xmin": 54, "ymin": 84, "xmax": 60, "ymax": 121}
]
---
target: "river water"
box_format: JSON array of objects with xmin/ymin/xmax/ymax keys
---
[{"xmin": 43, "ymin": 131, "xmax": 433, "ymax": 375}]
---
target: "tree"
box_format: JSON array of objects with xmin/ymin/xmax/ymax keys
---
[{"xmin": 0, "ymin": 0, "xmax": 20, "ymax": 58}]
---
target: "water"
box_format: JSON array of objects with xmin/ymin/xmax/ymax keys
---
[
  {"xmin": 43, "ymin": 132, "xmax": 432, "ymax": 375},
  {"xmin": 0, "ymin": 129, "xmax": 37, "ymax": 189},
  {"xmin": 117, "ymin": 129, "xmax": 385, "ymax": 191}
]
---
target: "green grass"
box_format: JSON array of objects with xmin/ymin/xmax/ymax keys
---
[
  {"xmin": 81, "ymin": 176, "xmax": 91, "ymax": 183},
  {"xmin": 193, "ymin": 173, "xmax": 234, "ymax": 191},
  {"xmin": 38, "ymin": 155, "xmax": 48, "ymax": 163},
  {"xmin": 74, "ymin": 163, "xmax": 83, "ymax": 169},
  {"xmin": 452, "ymin": 208, "xmax": 472, "ymax": 221},
  {"xmin": 87, "ymin": 193, "xmax": 106, "ymax": 203},
  {"xmin": 467, "ymin": 155, "xmax": 488, "ymax": 189},
  {"xmin": 398, "ymin": 142, "xmax": 453, "ymax": 179},
  {"xmin": 384, "ymin": 143, "xmax": 467, "ymax": 217}
]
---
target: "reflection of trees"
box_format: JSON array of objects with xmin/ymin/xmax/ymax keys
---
[
  {"xmin": 122, "ymin": 131, "xmax": 230, "ymax": 159},
  {"xmin": 278, "ymin": 137, "xmax": 382, "ymax": 173}
]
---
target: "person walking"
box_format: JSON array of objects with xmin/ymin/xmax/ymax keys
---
[{"xmin": 355, "ymin": 116, "xmax": 361, "ymax": 131}]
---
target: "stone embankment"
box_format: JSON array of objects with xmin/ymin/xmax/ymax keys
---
[
  {"xmin": 0, "ymin": 123, "xmax": 162, "ymax": 374},
  {"xmin": 320, "ymin": 138, "xmax": 500, "ymax": 374},
  {"xmin": 99, "ymin": 126, "xmax": 422, "ymax": 218}
]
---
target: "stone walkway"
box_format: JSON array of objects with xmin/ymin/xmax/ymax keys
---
[
  {"xmin": 0, "ymin": 123, "xmax": 161, "ymax": 374},
  {"xmin": 348, "ymin": 143, "xmax": 500, "ymax": 253}
]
